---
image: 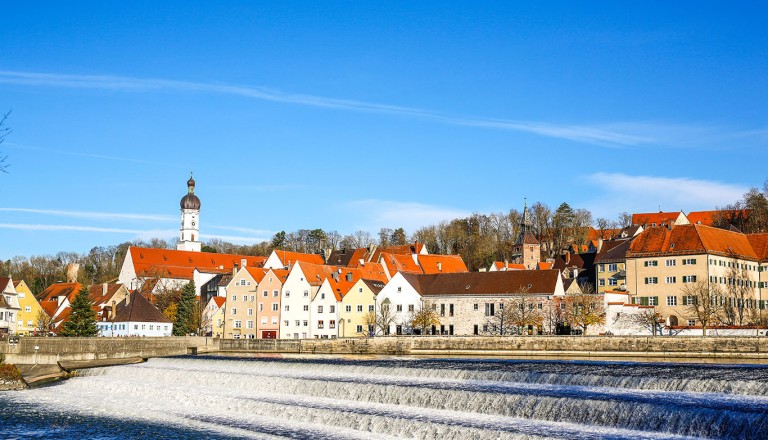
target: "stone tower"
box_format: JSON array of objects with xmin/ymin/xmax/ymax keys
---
[
  {"xmin": 513, "ymin": 200, "xmax": 541, "ymax": 269},
  {"xmin": 177, "ymin": 174, "xmax": 202, "ymax": 252}
]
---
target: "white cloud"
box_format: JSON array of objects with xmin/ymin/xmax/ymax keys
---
[
  {"xmin": 5, "ymin": 69, "xmax": 759, "ymax": 149},
  {"xmin": 0, "ymin": 208, "xmax": 175, "ymax": 222},
  {"xmin": 346, "ymin": 199, "xmax": 470, "ymax": 233},
  {"xmin": 583, "ymin": 173, "xmax": 748, "ymax": 219}
]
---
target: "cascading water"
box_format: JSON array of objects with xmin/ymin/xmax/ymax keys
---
[{"xmin": 2, "ymin": 355, "xmax": 767, "ymax": 439}]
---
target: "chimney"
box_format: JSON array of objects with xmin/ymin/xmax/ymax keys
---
[
  {"xmin": 110, "ymin": 300, "xmax": 116, "ymax": 319},
  {"xmin": 437, "ymin": 261, "xmax": 442, "ymax": 272},
  {"xmin": 241, "ymin": 258, "xmax": 247, "ymax": 269},
  {"xmin": 597, "ymin": 238, "xmax": 603, "ymax": 253},
  {"xmin": 102, "ymin": 282, "xmax": 108, "ymax": 296},
  {"xmin": 346, "ymin": 272, "xmax": 353, "ymax": 282},
  {"xmin": 504, "ymin": 259, "xmax": 509, "ymax": 270},
  {"xmin": 332, "ymin": 272, "xmax": 339, "ymax": 282},
  {"xmin": 358, "ymin": 259, "xmax": 365, "ymax": 266},
  {"xmin": 565, "ymin": 251, "xmax": 571, "ymax": 265},
  {"xmin": 66, "ymin": 263, "xmax": 79, "ymax": 283}
]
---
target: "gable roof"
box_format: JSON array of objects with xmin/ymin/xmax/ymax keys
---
[
  {"xmin": 370, "ymin": 242, "xmax": 426, "ymax": 262},
  {"xmin": 381, "ymin": 252, "xmax": 422, "ymax": 275},
  {"xmin": 129, "ymin": 246, "xmax": 266, "ymax": 281},
  {"xmin": 536, "ymin": 261, "xmax": 553, "ymax": 270},
  {"xmin": 273, "ymin": 250, "xmax": 325, "ymax": 267},
  {"xmin": 0, "ymin": 277, "xmax": 11, "ymax": 293},
  {"xmin": 418, "ymin": 254, "xmax": 469, "ymax": 274},
  {"xmin": 362, "ymin": 279, "xmax": 386, "ymax": 295},
  {"xmin": 628, "ymin": 224, "xmax": 757, "ymax": 260},
  {"xmin": 87, "ymin": 283, "xmax": 125, "ymax": 308},
  {"xmin": 112, "ymin": 291, "xmax": 172, "ymax": 323},
  {"xmin": 245, "ymin": 267, "xmax": 269, "ymax": 284},
  {"xmin": 747, "ymin": 233, "xmax": 768, "ymax": 262},
  {"xmin": 325, "ymin": 247, "xmax": 371, "ymax": 267},
  {"xmin": 401, "ymin": 270, "xmax": 562, "ymax": 296},
  {"xmin": 37, "ymin": 282, "xmax": 82, "ymax": 303},
  {"xmin": 213, "ymin": 297, "xmax": 226, "ymax": 308},
  {"xmin": 297, "ymin": 262, "xmax": 339, "ymax": 286},
  {"xmin": 594, "ymin": 239, "xmax": 633, "ymax": 264}
]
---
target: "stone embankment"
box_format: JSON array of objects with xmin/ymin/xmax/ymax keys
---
[{"xmin": 221, "ymin": 335, "xmax": 768, "ymax": 359}]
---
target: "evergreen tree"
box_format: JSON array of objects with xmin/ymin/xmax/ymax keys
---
[
  {"xmin": 61, "ymin": 286, "xmax": 98, "ymax": 337},
  {"xmin": 174, "ymin": 281, "xmax": 197, "ymax": 336}
]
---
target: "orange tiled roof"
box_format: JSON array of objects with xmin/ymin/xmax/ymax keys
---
[
  {"xmin": 274, "ymin": 250, "xmax": 325, "ymax": 266},
  {"xmin": 631, "ymin": 211, "xmax": 684, "ymax": 227},
  {"xmin": 298, "ymin": 262, "xmax": 339, "ymax": 286},
  {"xmin": 87, "ymin": 284, "xmax": 125, "ymax": 308},
  {"xmin": 747, "ymin": 233, "xmax": 768, "ymax": 261},
  {"xmin": 39, "ymin": 300, "xmax": 58, "ymax": 317},
  {"xmin": 37, "ymin": 282, "xmax": 82, "ymax": 303},
  {"xmin": 381, "ymin": 252, "xmax": 422, "ymax": 275},
  {"xmin": 213, "ymin": 297, "xmax": 226, "ymax": 308},
  {"xmin": 130, "ymin": 246, "xmax": 267, "ymax": 280},
  {"xmin": 629, "ymin": 224, "xmax": 757, "ymax": 260},
  {"xmin": 245, "ymin": 267, "xmax": 270, "ymax": 284},
  {"xmin": 537, "ymin": 261, "xmax": 553, "ymax": 270},
  {"xmin": 370, "ymin": 242, "xmax": 425, "ymax": 262},
  {"xmin": 687, "ymin": 209, "xmax": 750, "ymax": 226},
  {"xmin": 493, "ymin": 261, "xmax": 527, "ymax": 271},
  {"xmin": 418, "ymin": 254, "xmax": 468, "ymax": 274}
]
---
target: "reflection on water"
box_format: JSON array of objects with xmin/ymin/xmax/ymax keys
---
[{"xmin": 2, "ymin": 355, "xmax": 768, "ymax": 439}]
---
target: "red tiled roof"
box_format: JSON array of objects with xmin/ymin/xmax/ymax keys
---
[
  {"xmin": 213, "ymin": 297, "xmax": 226, "ymax": 308},
  {"xmin": 39, "ymin": 300, "xmax": 58, "ymax": 318},
  {"xmin": 37, "ymin": 282, "xmax": 82, "ymax": 303},
  {"xmin": 274, "ymin": 250, "xmax": 325, "ymax": 266},
  {"xmin": 628, "ymin": 224, "xmax": 757, "ymax": 260},
  {"xmin": 130, "ymin": 246, "xmax": 267, "ymax": 281},
  {"xmin": 418, "ymin": 254, "xmax": 468, "ymax": 274},
  {"xmin": 493, "ymin": 261, "xmax": 527, "ymax": 271},
  {"xmin": 747, "ymin": 233, "xmax": 768, "ymax": 261},
  {"xmin": 245, "ymin": 267, "xmax": 269, "ymax": 284},
  {"xmin": 537, "ymin": 262, "xmax": 553, "ymax": 270},
  {"xmin": 687, "ymin": 210, "xmax": 750, "ymax": 226},
  {"xmin": 298, "ymin": 262, "xmax": 339, "ymax": 286},
  {"xmin": 632, "ymin": 211, "xmax": 684, "ymax": 227},
  {"xmin": 0, "ymin": 277, "xmax": 11, "ymax": 292},
  {"xmin": 370, "ymin": 242, "xmax": 425, "ymax": 262},
  {"xmin": 87, "ymin": 284, "xmax": 125, "ymax": 308},
  {"xmin": 381, "ymin": 252, "xmax": 422, "ymax": 275}
]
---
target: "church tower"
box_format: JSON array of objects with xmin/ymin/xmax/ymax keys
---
[
  {"xmin": 177, "ymin": 174, "xmax": 202, "ymax": 252},
  {"xmin": 513, "ymin": 200, "xmax": 541, "ymax": 269}
]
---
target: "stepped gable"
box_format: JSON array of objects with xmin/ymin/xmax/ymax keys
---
[
  {"xmin": 129, "ymin": 246, "xmax": 267, "ymax": 280},
  {"xmin": 113, "ymin": 291, "xmax": 171, "ymax": 323},
  {"xmin": 401, "ymin": 270, "xmax": 561, "ymax": 296},
  {"xmin": 628, "ymin": 224, "xmax": 757, "ymax": 260},
  {"xmin": 418, "ymin": 254, "xmax": 468, "ymax": 274},
  {"xmin": 37, "ymin": 282, "xmax": 82, "ymax": 302}
]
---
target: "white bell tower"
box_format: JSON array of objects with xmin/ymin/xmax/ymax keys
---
[{"xmin": 177, "ymin": 174, "xmax": 202, "ymax": 252}]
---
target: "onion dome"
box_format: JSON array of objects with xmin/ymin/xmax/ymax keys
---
[{"xmin": 180, "ymin": 174, "xmax": 201, "ymax": 210}]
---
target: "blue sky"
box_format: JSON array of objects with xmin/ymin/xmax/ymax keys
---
[{"xmin": 1, "ymin": 1, "xmax": 766, "ymax": 258}]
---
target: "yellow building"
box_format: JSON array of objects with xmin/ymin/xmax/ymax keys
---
[
  {"xmin": 339, "ymin": 278, "xmax": 385, "ymax": 337},
  {"xmin": 13, "ymin": 280, "xmax": 44, "ymax": 335}
]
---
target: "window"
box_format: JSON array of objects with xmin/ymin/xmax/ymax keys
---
[
  {"xmin": 318, "ymin": 306, "xmax": 323, "ymax": 313},
  {"xmin": 598, "ymin": 264, "xmax": 605, "ymax": 272},
  {"xmin": 250, "ymin": 295, "xmax": 255, "ymax": 302},
  {"xmin": 231, "ymin": 308, "xmax": 237, "ymax": 315},
  {"xmin": 272, "ymin": 317, "xmax": 278, "ymax": 325},
  {"xmin": 644, "ymin": 277, "xmax": 658, "ymax": 284},
  {"xmin": 485, "ymin": 303, "xmax": 495, "ymax": 316},
  {"xmin": 688, "ymin": 320, "xmax": 696, "ymax": 326},
  {"xmin": 329, "ymin": 320, "xmax": 336, "ymax": 329},
  {"xmin": 358, "ymin": 288, "xmax": 363, "ymax": 293},
  {"xmin": 357, "ymin": 305, "xmax": 363, "ymax": 312},
  {"xmin": 329, "ymin": 305, "xmax": 335, "ymax": 313},
  {"xmin": 644, "ymin": 260, "xmax": 658, "ymax": 267},
  {"xmin": 440, "ymin": 304, "xmax": 445, "ymax": 317},
  {"xmin": 246, "ymin": 320, "xmax": 254, "ymax": 329},
  {"xmin": 273, "ymin": 290, "xmax": 279, "ymax": 297},
  {"xmin": 665, "ymin": 276, "xmax": 676, "ymax": 284},
  {"xmin": 345, "ymin": 305, "xmax": 352, "ymax": 312},
  {"xmin": 473, "ymin": 303, "xmax": 479, "ymax": 311},
  {"xmin": 368, "ymin": 305, "xmax": 375, "ymax": 312},
  {"xmin": 397, "ymin": 304, "xmax": 403, "ymax": 312},
  {"xmin": 648, "ymin": 297, "xmax": 658, "ymax": 306},
  {"xmin": 667, "ymin": 296, "xmax": 677, "ymax": 306},
  {"xmin": 285, "ymin": 290, "xmax": 290, "ymax": 297},
  {"xmin": 408, "ymin": 304, "xmax": 414, "ymax": 312},
  {"xmin": 247, "ymin": 308, "xmax": 254, "ymax": 316},
  {"xmin": 304, "ymin": 290, "xmax": 309, "ymax": 297},
  {"xmin": 231, "ymin": 295, "xmax": 236, "ymax": 301},
  {"xmin": 608, "ymin": 263, "xmax": 618, "ymax": 271},
  {"xmin": 295, "ymin": 320, "xmax": 300, "ymax": 326},
  {"xmin": 259, "ymin": 304, "xmax": 263, "ymax": 312},
  {"xmin": 234, "ymin": 320, "xmax": 242, "ymax": 329},
  {"xmin": 397, "ymin": 287, "xmax": 402, "ymax": 292},
  {"xmin": 284, "ymin": 305, "xmax": 290, "ymax": 312},
  {"xmin": 318, "ymin": 320, "xmax": 324, "ymax": 329},
  {"xmin": 608, "ymin": 279, "xmax": 618, "ymax": 286},
  {"xmin": 303, "ymin": 305, "xmax": 309, "ymax": 311},
  {"xmin": 665, "ymin": 259, "xmax": 676, "ymax": 267},
  {"xmin": 303, "ymin": 320, "xmax": 308, "ymax": 327},
  {"xmin": 356, "ymin": 325, "xmax": 363, "ymax": 333},
  {"xmin": 683, "ymin": 258, "xmax": 697, "ymax": 265},
  {"xmin": 262, "ymin": 317, "xmax": 268, "ymax": 325},
  {"xmin": 682, "ymin": 275, "xmax": 697, "ymax": 283},
  {"xmin": 599, "ymin": 279, "xmax": 606, "ymax": 286},
  {"xmin": 321, "ymin": 293, "xmax": 325, "ymax": 300},
  {"xmin": 449, "ymin": 304, "xmax": 454, "ymax": 317},
  {"xmin": 242, "ymin": 295, "xmax": 248, "ymax": 301},
  {"xmin": 25, "ymin": 306, "xmax": 31, "ymax": 312}
]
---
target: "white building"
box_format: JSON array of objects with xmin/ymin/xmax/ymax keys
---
[
  {"xmin": 0, "ymin": 276, "xmax": 21, "ymax": 334},
  {"xmin": 279, "ymin": 262, "xmax": 336, "ymax": 339},
  {"xmin": 99, "ymin": 291, "xmax": 173, "ymax": 337},
  {"xmin": 177, "ymin": 174, "xmax": 202, "ymax": 252}
]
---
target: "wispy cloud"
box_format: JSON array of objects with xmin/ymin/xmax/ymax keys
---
[
  {"xmin": 0, "ymin": 207, "xmax": 175, "ymax": 222},
  {"xmin": 583, "ymin": 172, "xmax": 748, "ymax": 219},
  {"xmin": 346, "ymin": 199, "xmax": 470, "ymax": 232},
  {"xmin": 4, "ymin": 69, "xmax": 755, "ymax": 149},
  {"xmin": 5, "ymin": 141, "xmax": 186, "ymax": 168}
]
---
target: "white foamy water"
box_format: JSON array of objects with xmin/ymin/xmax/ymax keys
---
[{"xmin": 3, "ymin": 355, "xmax": 768, "ymax": 439}]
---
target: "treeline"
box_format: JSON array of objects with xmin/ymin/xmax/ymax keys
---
[{"xmin": 716, "ymin": 181, "xmax": 768, "ymax": 233}]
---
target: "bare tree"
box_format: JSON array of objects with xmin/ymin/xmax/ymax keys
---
[
  {"xmin": 371, "ymin": 301, "xmax": 396, "ymax": 336},
  {"xmin": 617, "ymin": 212, "xmax": 633, "ymax": 228},
  {"xmin": 35, "ymin": 309, "xmax": 55, "ymax": 335},
  {"xmin": 682, "ymin": 280, "xmax": 724, "ymax": 336},
  {"xmin": 484, "ymin": 300, "xmax": 513, "ymax": 335},
  {"xmin": 0, "ymin": 110, "xmax": 11, "ymax": 173},
  {"xmin": 618, "ymin": 307, "xmax": 664, "ymax": 335},
  {"xmin": 507, "ymin": 291, "xmax": 544, "ymax": 335},
  {"xmin": 408, "ymin": 304, "xmax": 440, "ymax": 335},
  {"xmin": 722, "ymin": 264, "xmax": 755, "ymax": 326},
  {"xmin": 564, "ymin": 284, "xmax": 605, "ymax": 335}
]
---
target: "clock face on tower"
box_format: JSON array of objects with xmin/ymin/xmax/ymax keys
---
[{"xmin": 191, "ymin": 221, "xmax": 196, "ymax": 226}]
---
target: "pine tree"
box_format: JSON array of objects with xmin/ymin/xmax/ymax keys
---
[
  {"xmin": 174, "ymin": 281, "xmax": 196, "ymax": 336},
  {"xmin": 61, "ymin": 286, "xmax": 98, "ymax": 337}
]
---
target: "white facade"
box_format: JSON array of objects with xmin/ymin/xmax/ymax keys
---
[
  {"xmin": 0, "ymin": 278, "xmax": 20, "ymax": 334},
  {"xmin": 375, "ymin": 272, "xmax": 423, "ymax": 335},
  {"xmin": 177, "ymin": 208, "xmax": 201, "ymax": 252},
  {"xmin": 279, "ymin": 264, "xmax": 314, "ymax": 339},
  {"xmin": 98, "ymin": 321, "xmax": 173, "ymax": 337},
  {"xmin": 311, "ymin": 278, "xmax": 341, "ymax": 338}
]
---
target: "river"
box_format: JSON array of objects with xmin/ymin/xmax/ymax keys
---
[{"xmin": 2, "ymin": 355, "xmax": 768, "ymax": 439}]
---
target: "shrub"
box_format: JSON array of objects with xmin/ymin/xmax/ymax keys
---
[{"xmin": 0, "ymin": 363, "xmax": 22, "ymax": 381}]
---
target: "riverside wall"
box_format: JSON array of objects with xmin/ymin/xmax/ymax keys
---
[
  {"xmin": 220, "ymin": 335, "xmax": 768, "ymax": 359},
  {"xmin": 0, "ymin": 336, "xmax": 216, "ymax": 365}
]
